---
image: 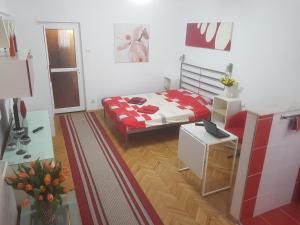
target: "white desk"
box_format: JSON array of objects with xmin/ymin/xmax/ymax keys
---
[
  {"xmin": 3, "ymin": 110, "xmax": 54, "ymax": 166},
  {"xmin": 178, "ymin": 123, "xmax": 238, "ymax": 196}
]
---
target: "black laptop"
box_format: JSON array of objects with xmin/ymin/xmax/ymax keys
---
[{"xmin": 203, "ymin": 120, "xmax": 230, "ymax": 138}]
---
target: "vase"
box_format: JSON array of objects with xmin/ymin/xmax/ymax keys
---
[
  {"xmin": 224, "ymin": 86, "xmax": 233, "ymax": 98},
  {"xmin": 36, "ymin": 202, "xmax": 57, "ymax": 225}
]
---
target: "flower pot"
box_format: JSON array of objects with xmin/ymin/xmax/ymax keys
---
[{"xmin": 224, "ymin": 86, "xmax": 233, "ymax": 98}]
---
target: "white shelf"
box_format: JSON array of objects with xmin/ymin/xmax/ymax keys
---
[
  {"xmin": 0, "ymin": 54, "xmax": 34, "ymax": 98},
  {"xmin": 211, "ymin": 96, "xmax": 241, "ymax": 126},
  {"xmin": 214, "ymin": 108, "xmax": 226, "ymax": 116}
]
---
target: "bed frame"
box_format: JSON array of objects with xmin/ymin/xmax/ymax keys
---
[
  {"xmin": 104, "ymin": 56, "xmax": 229, "ymax": 147},
  {"xmin": 179, "ymin": 55, "xmax": 226, "ymax": 100}
]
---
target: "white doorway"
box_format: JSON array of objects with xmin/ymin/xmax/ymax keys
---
[{"xmin": 43, "ymin": 23, "xmax": 85, "ymax": 114}]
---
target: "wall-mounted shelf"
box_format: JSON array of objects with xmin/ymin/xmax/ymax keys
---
[{"xmin": 0, "ymin": 54, "xmax": 34, "ymax": 98}]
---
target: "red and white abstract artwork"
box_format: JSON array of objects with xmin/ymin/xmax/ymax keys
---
[
  {"xmin": 185, "ymin": 22, "xmax": 233, "ymax": 51},
  {"xmin": 114, "ymin": 24, "xmax": 149, "ymax": 63}
]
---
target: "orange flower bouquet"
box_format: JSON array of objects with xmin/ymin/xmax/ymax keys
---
[{"xmin": 6, "ymin": 159, "xmax": 69, "ymax": 225}]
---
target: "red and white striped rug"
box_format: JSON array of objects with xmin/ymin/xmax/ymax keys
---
[{"xmin": 60, "ymin": 112, "xmax": 163, "ymax": 225}]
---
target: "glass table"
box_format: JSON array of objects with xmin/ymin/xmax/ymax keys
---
[{"xmin": 20, "ymin": 191, "xmax": 82, "ymax": 225}]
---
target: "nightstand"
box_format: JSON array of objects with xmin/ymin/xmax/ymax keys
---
[
  {"xmin": 163, "ymin": 75, "xmax": 180, "ymax": 90},
  {"xmin": 211, "ymin": 96, "xmax": 241, "ymax": 127}
]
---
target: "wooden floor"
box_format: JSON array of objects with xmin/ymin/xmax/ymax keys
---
[
  {"xmin": 53, "ymin": 115, "xmax": 74, "ymax": 191},
  {"xmin": 53, "ymin": 111, "xmax": 238, "ymax": 225}
]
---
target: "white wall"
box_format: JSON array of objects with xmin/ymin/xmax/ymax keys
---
[
  {"xmin": 0, "ymin": 0, "xmax": 8, "ymax": 15},
  {"xmin": 5, "ymin": 0, "xmax": 300, "ymax": 134},
  {"xmin": 254, "ymin": 113, "xmax": 300, "ymax": 215},
  {"xmin": 6, "ymin": 0, "xmax": 181, "ymax": 107},
  {"xmin": 174, "ymin": 0, "xmax": 300, "ymax": 110},
  {"xmin": 6, "ymin": 0, "xmax": 182, "ymax": 134}
]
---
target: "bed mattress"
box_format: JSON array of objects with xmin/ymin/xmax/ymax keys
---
[{"xmin": 102, "ymin": 89, "xmax": 211, "ymax": 135}]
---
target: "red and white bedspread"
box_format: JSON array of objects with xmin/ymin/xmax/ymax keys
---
[{"xmin": 102, "ymin": 89, "xmax": 211, "ymax": 136}]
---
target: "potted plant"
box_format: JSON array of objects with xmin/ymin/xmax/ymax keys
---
[
  {"xmin": 220, "ymin": 75, "xmax": 237, "ymax": 98},
  {"xmin": 6, "ymin": 159, "xmax": 69, "ymax": 225}
]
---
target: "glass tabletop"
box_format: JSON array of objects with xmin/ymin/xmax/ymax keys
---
[{"xmin": 20, "ymin": 191, "xmax": 82, "ymax": 225}]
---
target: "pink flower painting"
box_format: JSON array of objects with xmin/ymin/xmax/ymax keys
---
[{"xmin": 115, "ymin": 24, "xmax": 149, "ymax": 63}]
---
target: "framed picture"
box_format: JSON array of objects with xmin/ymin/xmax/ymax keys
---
[
  {"xmin": 114, "ymin": 24, "xmax": 150, "ymax": 63},
  {"xmin": 185, "ymin": 22, "xmax": 234, "ymax": 51}
]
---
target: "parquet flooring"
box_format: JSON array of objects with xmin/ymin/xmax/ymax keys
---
[
  {"xmin": 52, "ymin": 115, "xmax": 74, "ymax": 191},
  {"xmin": 53, "ymin": 111, "xmax": 238, "ymax": 225}
]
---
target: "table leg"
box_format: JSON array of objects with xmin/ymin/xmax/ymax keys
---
[
  {"xmin": 229, "ymin": 139, "xmax": 239, "ymax": 186},
  {"xmin": 177, "ymin": 160, "xmax": 190, "ymax": 172},
  {"xmin": 201, "ymin": 139, "xmax": 238, "ymax": 196},
  {"xmin": 201, "ymin": 144, "xmax": 209, "ymax": 196}
]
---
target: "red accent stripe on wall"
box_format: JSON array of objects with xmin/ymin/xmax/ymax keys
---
[
  {"xmin": 292, "ymin": 168, "xmax": 300, "ymax": 202},
  {"xmin": 26, "ymin": 59, "xmax": 33, "ymax": 96},
  {"xmin": 240, "ymin": 114, "xmax": 273, "ymax": 221}
]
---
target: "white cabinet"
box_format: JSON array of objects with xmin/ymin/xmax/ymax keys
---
[
  {"xmin": 163, "ymin": 75, "xmax": 180, "ymax": 90},
  {"xmin": 0, "ymin": 54, "xmax": 34, "ymax": 98},
  {"xmin": 211, "ymin": 96, "xmax": 241, "ymax": 127},
  {"xmin": 0, "ymin": 16, "xmax": 34, "ymax": 99}
]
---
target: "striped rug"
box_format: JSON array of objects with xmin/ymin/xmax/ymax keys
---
[{"xmin": 59, "ymin": 112, "xmax": 163, "ymax": 225}]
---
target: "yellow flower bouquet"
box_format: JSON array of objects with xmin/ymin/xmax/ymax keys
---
[{"xmin": 220, "ymin": 75, "xmax": 237, "ymax": 87}]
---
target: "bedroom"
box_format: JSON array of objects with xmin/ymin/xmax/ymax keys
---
[{"xmin": 0, "ymin": 0, "xmax": 300, "ymax": 225}]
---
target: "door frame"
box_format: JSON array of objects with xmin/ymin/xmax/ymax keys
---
[{"xmin": 43, "ymin": 22, "xmax": 86, "ymax": 114}]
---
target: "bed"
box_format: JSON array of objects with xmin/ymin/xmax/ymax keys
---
[{"xmin": 102, "ymin": 58, "xmax": 227, "ymax": 145}]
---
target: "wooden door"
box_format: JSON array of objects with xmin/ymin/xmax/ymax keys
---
[{"xmin": 44, "ymin": 23, "xmax": 85, "ymax": 113}]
